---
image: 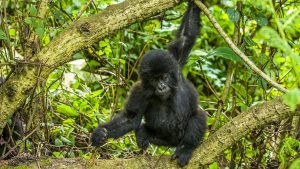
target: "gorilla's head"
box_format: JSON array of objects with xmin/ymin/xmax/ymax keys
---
[{"xmin": 138, "ymin": 49, "xmax": 179, "ymax": 99}]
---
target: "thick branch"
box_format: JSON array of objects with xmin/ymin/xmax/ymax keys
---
[
  {"xmin": 0, "ymin": 0, "xmax": 182, "ymax": 134},
  {"xmin": 189, "ymin": 97, "xmax": 298, "ymax": 165},
  {"xmin": 2, "ymin": 157, "xmax": 180, "ymax": 169},
  {"xmin": 193, "ymin": 0, "xmax": 288, "ymax": 93}
]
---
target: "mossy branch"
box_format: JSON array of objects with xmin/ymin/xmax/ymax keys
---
[{"xmin": 190, "ymin": 97, "xmax": 297, "ymax": 165}]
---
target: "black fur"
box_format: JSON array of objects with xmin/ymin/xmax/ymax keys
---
[{"xmin": 91, "ymin": 2, "xmax": 206, "ymax": 166}]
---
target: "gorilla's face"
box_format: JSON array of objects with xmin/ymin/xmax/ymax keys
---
[
  {"xmin": 138, "ymin": 49, "xmax": 179, "ymax": 99},
  {"xmin": 149, "ymin": 73, "xmax": 171, "ymax": 98}
]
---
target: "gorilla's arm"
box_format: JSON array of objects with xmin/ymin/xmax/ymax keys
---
[
  {"xmin": 91, "ymin": 111, "xmax": 142, "ymax": 146},
  {"xmin": 168, "ymin": 2, "xmax": 200, "ymax": 66},
  {"xmin": 91, "ymin": 83, "xmax": 145, "ymax": 146},
  {"xmin": 101, "ymin": 111, "xmax": 142, "ymax": 137}
]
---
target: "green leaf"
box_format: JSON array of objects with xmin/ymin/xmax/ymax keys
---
[
  {"xmin": 227, "ymin": 8, "xmax": 240, "ymax": 23},
  {"xmin": 244, "ymin": 36, "xmax": 257, "ymax": 46},
  {"xmin": 208, "ymin": 162, "xmax": 219, "ymax": 169},
  {"xmin": 35, "ymin": 27, "xmax": 44, "ymax": 38},
  {"xmin": 87, "ymin": 60, "xmax": 101, "ymax": 68},
  {"xmin": 82, "ymin": 152, "xmax": 92, "ymax": 159},
  {"xmin": 24, "ymin": 17, "xmax": 32, "ymax": 25},
  {"xmin": 0, "ymin": 30, "xmax": 8, "ymax": 40},
  {"xmin": 289, "ymin": 158, "xmax": 300, "ymax": 169},
  {"xmin": 67, "ymin": 151, "xmax": 75, "ymax": 158},
  {"xmin": 29, "ymin": 6, "xmax": 37, "ymax": 16},
  {"xmin": 258, "ymin": 27, "xmax": 285, "ymax": 48},
  {"xmin": 99, "ymin": 40, "xmax": 108, "ymax": 47},
  {"xmin": 60, "ymin": 136, "xmax": 72, "ymax": 145},
  {"xmin": 254, "ymin": 14, "xmax": 268, "ymax": 26},
  {"xmin": 97, "ymin": 50, "xmax": 104, "ymax": 56},
  {"xmin": 63, "ymin": 118, "xmax": 75, "ymax": 126},
  {"xmin": 91, "ymin": 89, "xmax": 103, "ymax": 97},
  {"xmin": 283, "ymin": 88, "xmax": 300, "ymax": 111},
  {"xmin": 209, "ymin": 47, "xmax": 242, "ymax": 62},
  {"xmin": 43, "ymin": 35, "xmax": 50, "ymax": 45},
  {"xmin": 56, "ymin": 104, "xmax": 79, "ymax": 117},
  {"xmin": 72, "ymin": 53, "xmax": 83, "ymax": 59},
  {"xmin": 54, "ymin": 139, "xmax": 64, "ymax": 147},
  {"xmin": 52, "ymin": 152, "xmax": 64, "ymax": 158},
  {"xmin": 258, "ymin": 77, "xmax": 268, "ymax": 91},
  {"xmin": 9, "ymin": 29, "xmax": 16, "ymax": 36},
  {"xmin": 191, "ymin": 49, "xmax": 207, "ymax": 56},
  {"xmin": 206, "ymin": 117, "xmax": 215, "ymax": 126}
]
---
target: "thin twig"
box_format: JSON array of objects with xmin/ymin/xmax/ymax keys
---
[
  {"xmin": 75, "ymin": 0, "xmax": 94, "ymax": 20},
  {"xmin": 193, "ymin": 0, "xmax": 288, "ymax": 93}
]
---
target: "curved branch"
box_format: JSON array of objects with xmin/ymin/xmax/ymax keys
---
[
  {"xmin": 193, "ymin": 0, "xmax": 288, "ymax": 93},
  {"xmin": 189, "ymin": 97, "xmax": 298, "ymax": 165}
]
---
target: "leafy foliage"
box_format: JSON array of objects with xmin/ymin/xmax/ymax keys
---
[{"xmin": 279, "ymin": 138, "xmax": 300, "ymax": 168}]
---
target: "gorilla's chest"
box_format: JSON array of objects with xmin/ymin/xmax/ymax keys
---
[{"xmin": 144, "ymin": 103, "xmax": 178, "ymax": 133}]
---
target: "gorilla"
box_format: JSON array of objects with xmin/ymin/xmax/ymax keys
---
[{"xmin": 91, "ymin": 2, "xmax": 206, "ymax": 166}]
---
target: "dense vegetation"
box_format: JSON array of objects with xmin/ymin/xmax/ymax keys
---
[{"xmin": 0, "ymin": 0, "xmax": 300, "ymax": 168}]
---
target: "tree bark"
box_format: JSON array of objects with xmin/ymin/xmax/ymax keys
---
[
  {"xmin": 190, "ymin": 97, "xmax": 297, "ymax": 166},
  {"xmin": 0, "ymin": 0, "xmax": 182, "ymax": 134}
]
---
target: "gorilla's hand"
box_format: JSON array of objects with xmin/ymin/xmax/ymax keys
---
[
  {"xmin": 91, "ymin": 126, "xmax": 108, "ymax": 146},
  {"xmin": 136, "ymin": 134, "xmax": 150, "ymax": 150}
]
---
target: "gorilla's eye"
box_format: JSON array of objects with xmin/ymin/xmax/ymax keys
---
[
  {"xmin": 148, "ymin": 78, "xmax": 156, "ymax": 85},
  {"xmin": 161, "ymin": 74, "xmax": 169, "ymax": 81},
  {"xmin": 149, "ymin": 78, "xmax": 155, "ymax": 82}
]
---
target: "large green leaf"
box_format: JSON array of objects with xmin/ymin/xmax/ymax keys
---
[
  {"xmin": 209, "ymin": 47, "xmax": 243, "ymax": 62},
  {"xmin": 29, "ymin": 6, "xmax": 37, "ymax": 16},
  {"xmin": 227, "ymin": 8, "xmax": 240, "ymax": 23},
  {"xmin": 56, "ymin": 104, "xmax": 79, "ymax": 117},
  {"xmin": 254, "ymin": 13, "xmax": 268, "ymax": 26},
  {"xmin": 289, "ymin": 158, "xmax": 300, "ymax": 169}
]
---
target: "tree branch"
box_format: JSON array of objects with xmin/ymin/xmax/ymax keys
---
[
  {"xmin": 192, "ymin": 0, "xmax": 288, "ymax": 93},
  {"xmin": 189, "ymin": 97, "xmax": 298, "ymax": 165}
]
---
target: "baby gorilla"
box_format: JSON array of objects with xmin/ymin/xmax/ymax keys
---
[{"xmin": 91, "ymin": 2, "xmax": 206, "ymax": 166}]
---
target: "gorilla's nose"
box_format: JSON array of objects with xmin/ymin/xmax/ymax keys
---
[{"xmin": 158, "ymin": 83, "xmax": 166, "ymax": 91}]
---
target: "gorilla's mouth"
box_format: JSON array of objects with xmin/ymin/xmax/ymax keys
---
[{"xmin": 155, "ymin": 87, "xmax": 171, "ymax": 98}]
